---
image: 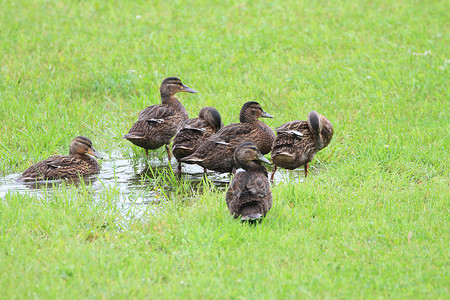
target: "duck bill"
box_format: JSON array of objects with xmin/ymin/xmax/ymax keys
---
[
  {"xmin": 261, "ymin": 111, "xmax": 274, "ymax": 118},
  {"xmin": 257, "ymin": 154, "xmax": 272, "ymax": 165},
  {"xmin": 181, "ymin": 85, "xmax": 197, "ymax": 93},
  {"xmin": 87, "ymin": 148, "xmax": 103, "ymax": 159}
]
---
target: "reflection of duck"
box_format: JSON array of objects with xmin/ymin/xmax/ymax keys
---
[
  {"xmin": 22, "ymin": 176, "xmax": 98, "ymax": 190},
  {"xmin": 172, "ymin": 106, "xmax": 223, "ymax": 173},
  {"xmin": 271, "ymin": 111, "xmax": 333, "ymax": 181},
  {"xmin": 18, "ymin": 136, "xmax": 103, "ymax": 181},
  {"xmin": 123, "ymin": 77, "xmax": 197, "ymax": 161},
  {"xmin": 225, "ymin": 142, "xmax": 272, "ymax": 223},
  {"xmin": 181, "ymin": 102, "xmax": 274, "ymax": 173}
]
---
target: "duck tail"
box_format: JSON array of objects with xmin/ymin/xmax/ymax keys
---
[
  {"xmin": 180, "ymin": 155, "xmax": 203, "ymax": 164},
  {"xmin": 123, "ymin": 133, "xmax": 144, "ymax": 140},
  {"xmin": 240, "ymin": 213, "xmax": 263, "ymax": 224}
]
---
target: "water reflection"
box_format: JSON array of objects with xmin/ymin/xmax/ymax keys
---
[
  {"xmin": 19, "ymin": 176, "xmax": 98, "ymax": 190},
  {"xmin": 0, "ymin": 151, "xmax": 309, "ymax": 219}
]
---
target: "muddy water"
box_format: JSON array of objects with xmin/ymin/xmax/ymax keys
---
[{"xmin": 0, "ymin": 151, "xmax": 306, "ymax": 218}]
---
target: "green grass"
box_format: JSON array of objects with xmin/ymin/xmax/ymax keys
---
[{"xmin": 0, "ymin": 0, "xmax": 449, "ymax": 298}]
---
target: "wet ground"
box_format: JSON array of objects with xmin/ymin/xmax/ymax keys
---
[{"xmin": 0, "ymin": 151, "xmax": 307, "ymax": 218}]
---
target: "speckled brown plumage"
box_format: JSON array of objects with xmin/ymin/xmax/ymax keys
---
[
  {"xmin": 172, "ymin": 106, "xmax": 223, "ymax": 172},
  {"xmin": 180, "ymin": 102, "xmax": 275, "ymax": 173},
  {"xmin": 271, "ymin": 111, "xmax": 333, "ymax": 180},
  {"xmin": 123, "ymin": 77, "xmax": 196, "ymax": 160},
  {"xmin": 225, "ymin": 142, "xmax": 272, "ymax": 222},
  {"xmin": 18, "ymin": 136, "xmax": 103, "ymax": 181}
]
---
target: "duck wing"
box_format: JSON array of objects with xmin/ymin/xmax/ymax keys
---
[
  {"xmin": 275, "ymin": 120, "xmax": 307, "ymax": 137},
  {"xmin": 138, "ymin": 104, "xmax": 176, "ymax": 122},
  {"xmin": 246, "ymin": 174, "xmax": 271, "ymax": 198},
  {"xmin": 210, "ymin": 123, "xmax": 256, "ymax": 145},
  {"xmin": 272, "ymin": 120, "xmax": 317, "ymax": 169},
  {"xmin": 228, "ymin": 171, "xmax": 270, "ymax": 201},
  {"xmin": 176, "ymin": 118, "xmax": 209, "ymax": 134},
  {"xmin": 45, "ymin": 156, "xmax": 82, "ymax": 169},
  {"xmin": 172, "ymin": 119, "xmax": 212, "ymax": 158},
  {"xmin": 273, "ymin": 120, "xmax": 310, "ymax": 152},
  {"xmin": 20, "ymin": 155, "xmax": 88, "ymax": 180}
]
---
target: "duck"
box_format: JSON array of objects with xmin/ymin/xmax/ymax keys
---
[
  {"xmin": 270, "ymin": 110, "xmax": 334, "ymax": 181},
  {"xmin": 225, "ymin": 142, "xmax": 272, "ymax": 223},
  {"xmin": 123, "ymin": 77, "xmax": 197, "ymax": 161},
  {"xmin": 172, "ymin": 106, "xmax": 223, "ymax": 173},
  {"xmin": 180, "ymin": 101, "xmax": 275, "ymax": 173},
  {"xmin": 18, "ymin": 136, "xmax": 103, "ymax": 181}
]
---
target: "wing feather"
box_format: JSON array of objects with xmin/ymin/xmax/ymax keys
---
[{"xmin": 138, "ymin": 104, "xmax": 176, "ymax": 121}]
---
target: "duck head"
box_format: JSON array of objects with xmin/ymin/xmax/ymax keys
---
[
  {"xmin": 234, "ymin": 142, "xmax": 271, "ymax": 170},
  {"xmin": 69, "ymin": 136, "xmax": 103, "ymax": 159},
  {"xmin": 160, "ymin": 77, "xmax": 197, "ymax": 99},
  {"xmin": 239, "ymin": 101, "xmax": 273, "ymax": 123}
]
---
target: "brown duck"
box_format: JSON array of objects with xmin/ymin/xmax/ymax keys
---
[
  {"xmin": 180, "ymin": 101, "xmax": 275, "ymax": 173},
  {"xmin": 18, "ymin": 136, "xmax": 103, "ymax": 181},
  {"xmin": 225, "ymin": 142, "xmax": 272, "ymax": 223},
  {"xmin": 172, "ymin": 106, "xmax": 223, "ymax": 173},
  {"xmin": 123, "ymin": 77, "xmax": 197, "ymax": 160},
  {"xmin": 271, "ymin": 110, "xmax": 333, "ymax": 181}
]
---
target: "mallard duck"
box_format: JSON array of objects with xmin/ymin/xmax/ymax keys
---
[
  {"xmin": 181, "ymin": 101, "xmax": 275, "ymax": 173},
  {"xmin": 225, "ymin": 142, "xmax": 272, "ymax": 222},
  {"xmin": 172, "ymin": 106, "xmax": 223, "ymax": 173},
  {"xmin": 270, "ymin": 110, "xmax": 334, "ymax": 181},
  {"xmin": 123, "ymin": 77, "xmax": 197, "ymax": 161},
  {"xmin": 18, "ymin": 136, "xmax": 103, "ymax": 181}
]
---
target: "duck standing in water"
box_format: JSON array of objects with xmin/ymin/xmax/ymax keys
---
[
  {"xmin": 271, "ymin": 110, "xmax": 333, "ymax": 181},
  {"xmin": 226, "ymin": 142, "xmax": 272, "ymax": 223},
  {"xmin": 172, "ymin": 106, "xmax": 223, "ymax": 174},
  {"xmin": 123, "ymin": 77, "xmax": 197, "ymax": 161},
  {"xmin": 181, "ymin": 102, "xmax": 274, "ymax": 173},
  {"xmin": 18, "ymin": 136, "xmax": 103, "ymax": 181}
]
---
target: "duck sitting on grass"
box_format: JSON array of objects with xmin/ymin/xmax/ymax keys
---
[
  {"xmin": 226, "ymin": 142, "xmax": 272, "ymax": 223},
  {"xmin": 18, "ymin": 136, "xmax": 103, "ymax": 181},
  {"xmin": 123, "ymin": 77, "xmax": 197, "ymax": 161}
]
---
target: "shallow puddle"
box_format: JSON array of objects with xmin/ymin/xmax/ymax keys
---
[{"xmin": 0, "ymin": 150, "xmax": 308, "ymax": 218}]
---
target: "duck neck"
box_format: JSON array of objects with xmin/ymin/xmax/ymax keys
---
[
  {"xmin": 314, "ymin": 137, "xmax": 325, "ymax": 150},
  {"xmin": 240, "ymin": 114, "xmax": 257, "ymax": 123},
  {"xmin": 160, "ymin": 92, "xmax": 180, "ymax": 105},
  {"xmin": 73, "ymin": 153, "xmax": 90, "ymax": 161},
  {"xmin": 241, "ymin": 162, "xmax": 268, "ymax": 175}
]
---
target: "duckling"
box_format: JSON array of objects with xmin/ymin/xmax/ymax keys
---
[
  {"xmin": 270, "ymin": 110, "xmax": 333, "ymax": 181},
  {"xmin": 123, "ymin": 77, "xmax": 197, "ymax": 161},
  {"xmin": 226, "ymin": 142, "xmax": 272, "ymax": 223},
  {"xmin": 18, "ymin": 136, "xmax": 103, "ymax": 181},
  {"xmin": 180, "ymin": 101, "xmax": 274, "ymax": 173},
  {"xmin": 172, "ymin": 106, "xmax": 223, "ymax": 173}
]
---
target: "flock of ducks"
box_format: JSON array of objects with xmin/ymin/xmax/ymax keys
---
[{"xmin": 19, "ymin": 77, "xmax": 334, "ymax": 223}]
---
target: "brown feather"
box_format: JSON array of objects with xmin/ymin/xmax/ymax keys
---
[
  {"xmin": 172, "ymin": 107, "xmax": 222, "ymax": 161},
  {"xmin": 271, "ymin": 112, "xmax": 333, "ymax": 171},
  {"xmin": 181, "ymin": 102, "xmax": 275, "ymax": 173},
  {"xmin": 124, "ymin": 77, "xmax": 195, "ymax": 155},
  {"xmin": 225, "ymin": 143, "xmax": 272, "ymax": 220},
  {"xmin": 18, "ymin": 136, "xmax": 102, "ymax": 181}
]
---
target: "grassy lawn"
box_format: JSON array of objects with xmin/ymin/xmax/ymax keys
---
[{"xmin": 0, "ymin": 0, "xmax": 448, "ymax": 298}]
